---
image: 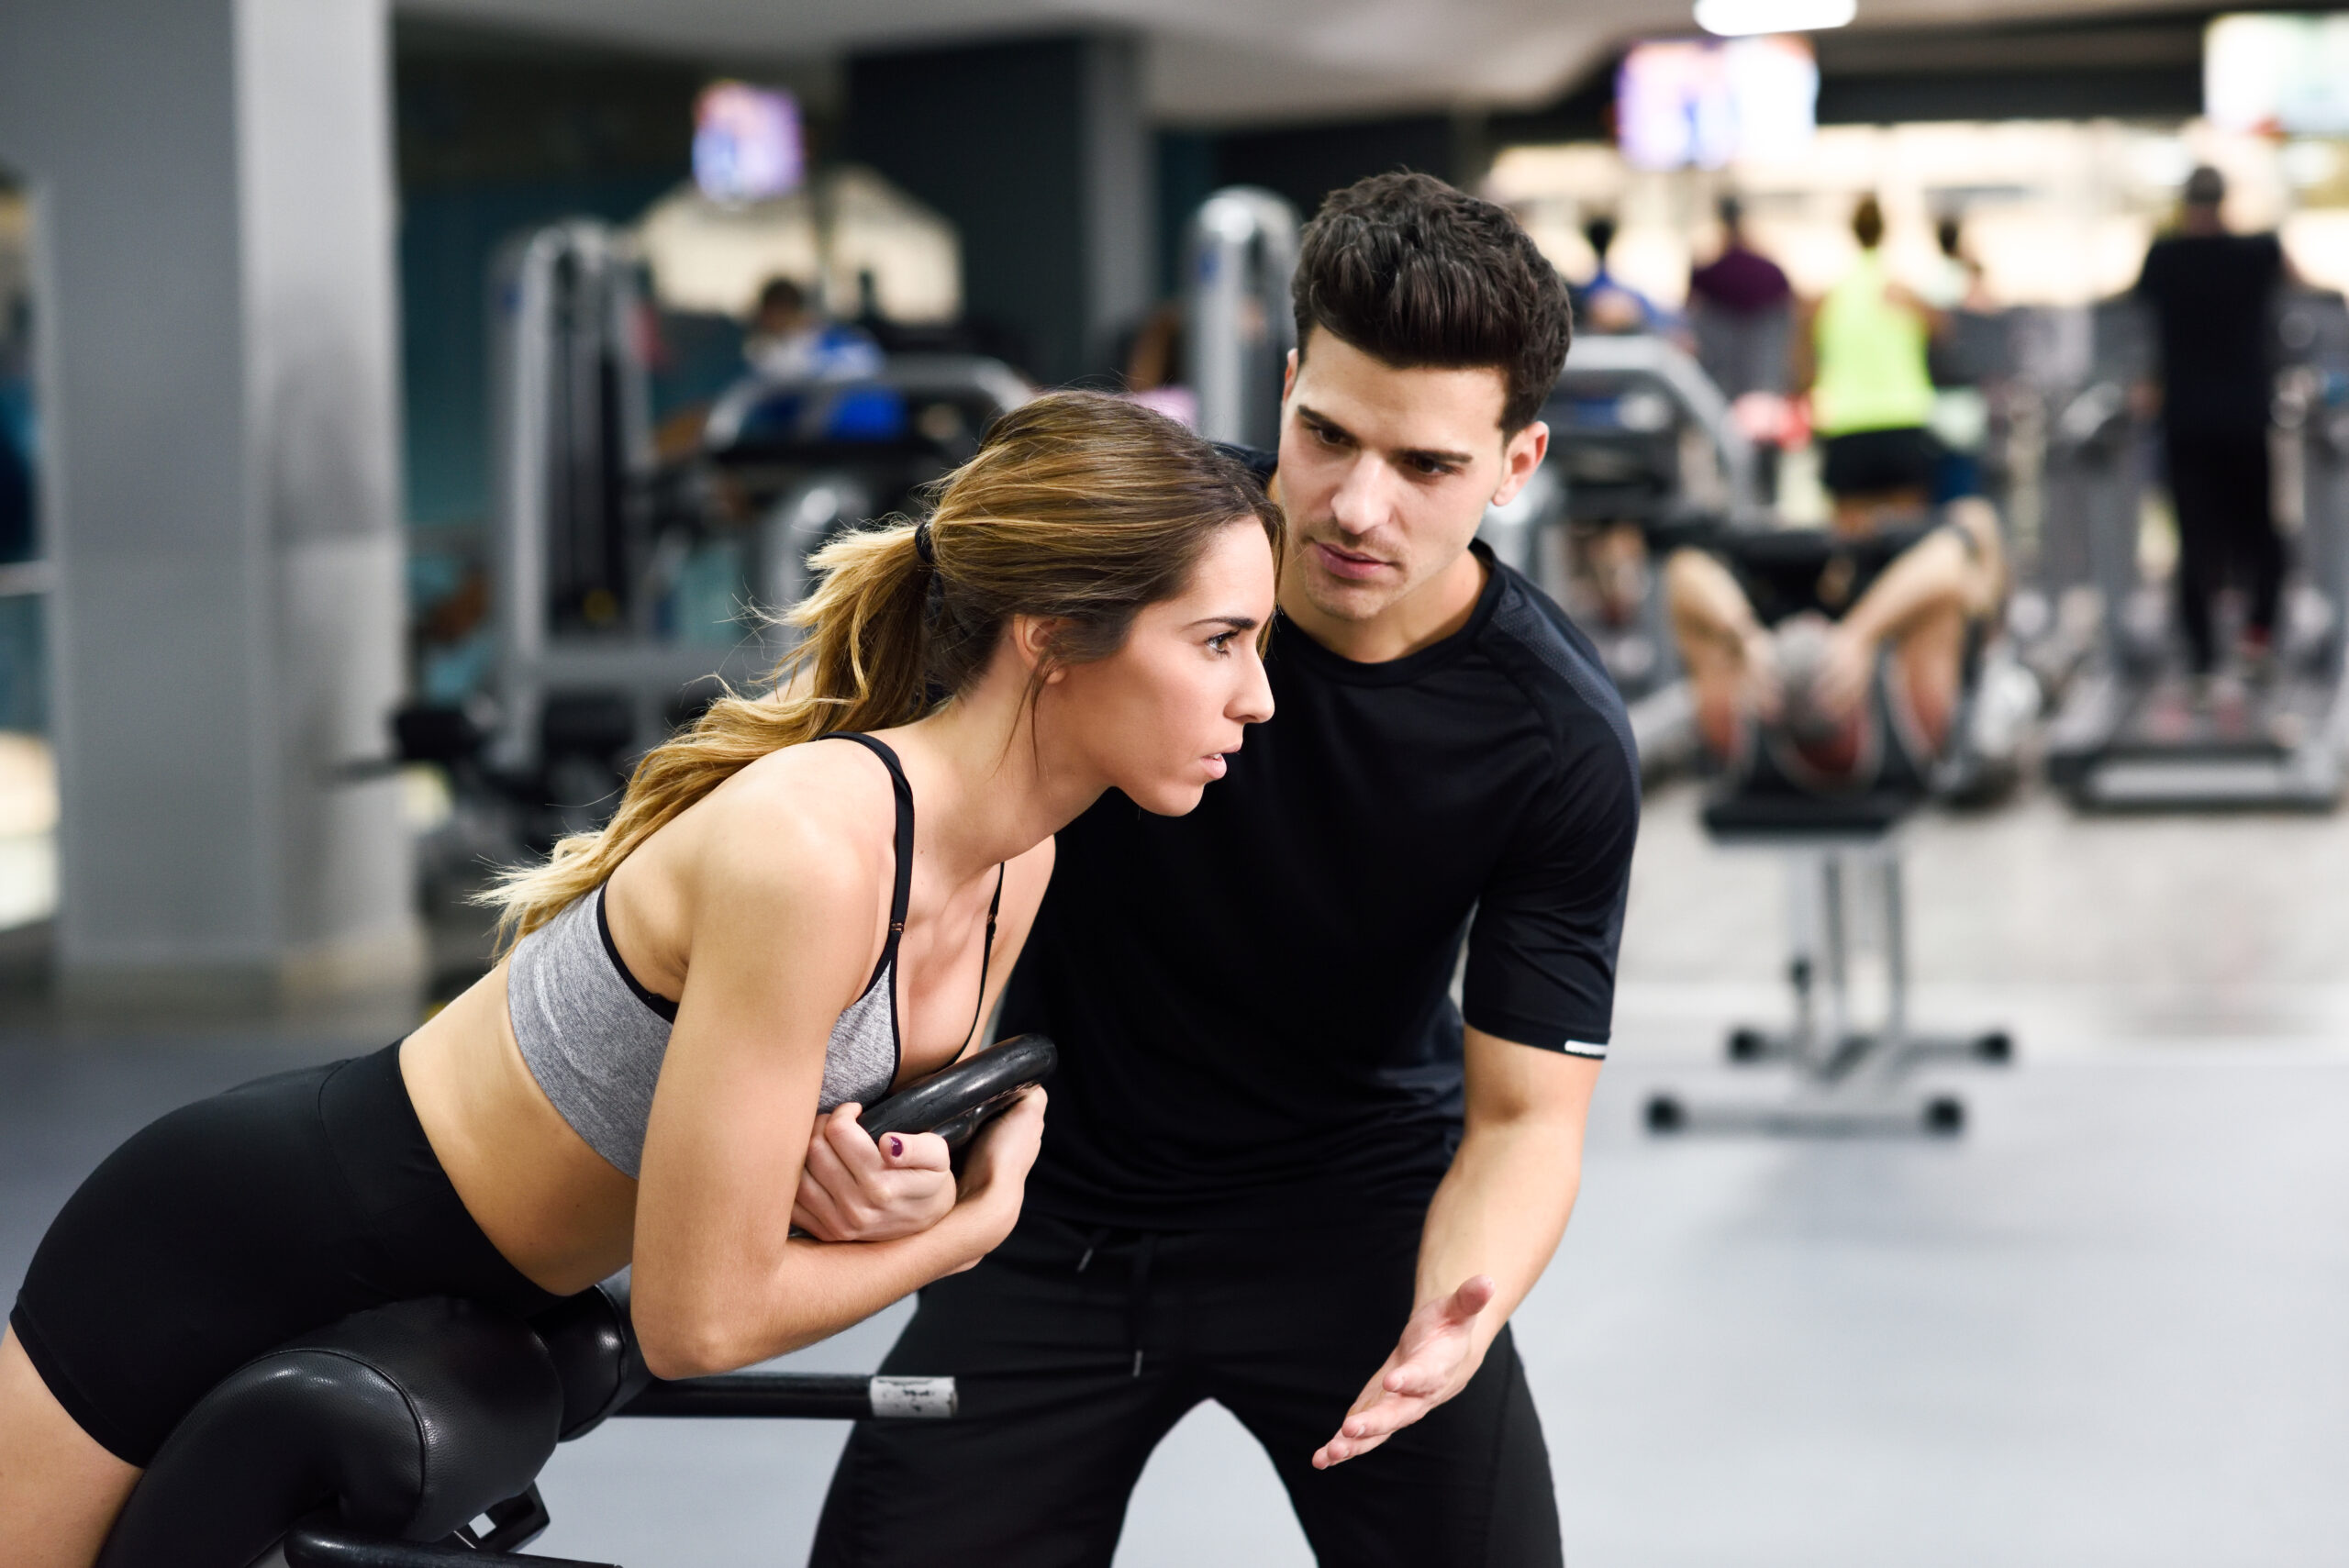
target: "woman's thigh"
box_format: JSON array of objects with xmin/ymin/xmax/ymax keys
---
[{"xmin": 0, "ymin": 1323, "xmax": 140, "ymax": 1568}]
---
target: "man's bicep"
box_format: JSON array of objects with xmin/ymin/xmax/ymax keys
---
[{"xmin": 1462, "ymin": 1025, "xmax": 1603, "ymax": 1129}]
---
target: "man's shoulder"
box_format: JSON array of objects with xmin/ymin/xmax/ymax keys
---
[
  {"xmin": 1211, "ymin": 442, "xmax": 1278, "ymax": 486},
  {"xmin": 1475, "ymin": 567, "xmax": 1640, "ymax": 788}
]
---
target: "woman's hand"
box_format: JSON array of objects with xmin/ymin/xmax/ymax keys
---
[
  {"xmin": 941, "ymin": 1086, "xmax": 1047, "ymax": 1267},
  {"xmin": 790, "ymin": 1105, "xmax": 955, "ymax": 1242}
]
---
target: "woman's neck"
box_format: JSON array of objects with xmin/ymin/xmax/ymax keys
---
[{"xmin": 882, "ymin": 673, "xmax": 1101, "ymax": 882}]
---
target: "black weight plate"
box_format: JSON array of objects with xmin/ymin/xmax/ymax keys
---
[{"xmin": 858, "ymin": 1034, "xmax": 1056, "ymax": 1148}]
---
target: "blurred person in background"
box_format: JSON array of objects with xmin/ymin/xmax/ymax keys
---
[
  {"xmin": 1799, "ymin": 195, "xmax": 1948, "ymax": 531},
  {"xmin": 2133, "ymin": 165, "xmax": 2289, "ymax": 682},
  {"xmin": 1687, "ymin": 195, "xmax": 1793, "ymax": 402},
  {"xmin": 1921, "ymin": 216, "xmax": 1993, "ymax": 505},
  {"xmin": 1575, "ymin": 215, "xmax": 1659, "ymax": 336},
  {"xmin": 745, "ymin": 275, "xmax": 885, "ymax": 382}
]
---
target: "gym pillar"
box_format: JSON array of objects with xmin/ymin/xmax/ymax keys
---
[
  {"xmin": 0, "ymin": 0, "xmax": 417, "ymax": 1003},
  {"xmin": 845, "ymin": 33, "xmax": 1152, "ymax": 386}
]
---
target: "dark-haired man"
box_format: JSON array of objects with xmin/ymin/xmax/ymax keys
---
[{"xmin": 813, "ymin": 172, "xmax": 1636, "ymax": 1567}]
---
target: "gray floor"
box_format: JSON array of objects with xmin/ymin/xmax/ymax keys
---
[{"xmin": 6, "ymin": 779, "xmax": 2347, "ymax": 1565}]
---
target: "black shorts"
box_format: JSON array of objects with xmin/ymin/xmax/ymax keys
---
[
  {"xmin": 8, "ymin": 1042, "xmax": 558, "ymax": 1466},
  {"xmin": 811, "ymin": 1210, "xmax": 1563, "ymax": 1568},
  {"xmin": 1820, "ymin": 426, "xmax": 1941, "ymax": 498}
]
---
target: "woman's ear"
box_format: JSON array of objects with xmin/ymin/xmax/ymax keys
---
[{"xmin": 1008, "ymin": 614, "xmax": 1068, "ymax": 684}]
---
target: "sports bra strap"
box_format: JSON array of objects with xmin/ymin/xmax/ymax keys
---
[
  {"xmin": 826, "ymin": 733, "xmax": 917, "ymax": 991},
  {"xmin": 827, "ymin": 731, "xmax": 1006, "ymax": 1061}
]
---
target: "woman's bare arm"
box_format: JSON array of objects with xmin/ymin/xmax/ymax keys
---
[{"xmin": 626, "ymin": 797, "xmax": 1039, "ymax": 1378}]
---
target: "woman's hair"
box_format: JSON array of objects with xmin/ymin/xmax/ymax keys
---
[
  {"xmin": 483, "ymin": 390, "xmax": 1284, "ymax": 952},
  {"xmin": 1852, "ymin": 195, "xmax": 1886, "ymax": 250}
]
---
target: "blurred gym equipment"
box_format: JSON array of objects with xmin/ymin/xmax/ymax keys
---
[
  {"xmin": 2043, "ymin": 290, "xmax": 2349, "ymax": 810},
  {"xmin": 396, "ymin": 220, "xmax": 1029, "ymax": 851},
  {"xmin": 1535, "ymin": 333, "xmax": 1765, "ymax": 773},
  {"xmin": 1643, "ymin": 528, "xmax": 2014, "ymax": 1140},
  {"xmin": 1183, "ymin": 187, "xmax": 1298, "ymax": 452}
]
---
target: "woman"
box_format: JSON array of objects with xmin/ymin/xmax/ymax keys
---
[{"xmin": 0, "ymin": 391, "xmax": 1283, "ymax": 1567}]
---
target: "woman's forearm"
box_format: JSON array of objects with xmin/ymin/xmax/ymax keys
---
[{"xmin": 636, "ymin": 1197, "xmax": 1001, "ymax": 1379}]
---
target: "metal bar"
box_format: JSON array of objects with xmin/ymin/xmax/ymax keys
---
[{"xmin": 618, "ymin": 1372, "xmax": 955, "ymax": 1420}]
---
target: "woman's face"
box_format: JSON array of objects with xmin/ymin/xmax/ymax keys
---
[{"xmin": 1041, "ymin": 519, "xmax": 1279, "ymax": 816}]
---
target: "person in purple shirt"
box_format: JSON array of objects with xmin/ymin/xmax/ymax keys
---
[{"xmin": 1687, "ymin": 195, "xmax": 1793, "ymax": 402}]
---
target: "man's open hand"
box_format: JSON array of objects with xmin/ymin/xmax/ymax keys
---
[{"xmin": 1312, "ymin": 1275, "xmax": 1496, "ymax": 1469}]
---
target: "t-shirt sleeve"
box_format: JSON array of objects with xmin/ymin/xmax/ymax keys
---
[{"xmin": 1460, "ymin": 720, "xmax": 1641, "ymax": 1058}]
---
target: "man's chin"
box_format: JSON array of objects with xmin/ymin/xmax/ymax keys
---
[{"xmin": 1294, "ymin": 562, "xmax": 1401, "ymax": 624}]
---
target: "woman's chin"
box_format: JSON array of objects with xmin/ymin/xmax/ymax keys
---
[{"xmin": 1125, "ymin": 776, "xmax": 1210, "ymax": 817}]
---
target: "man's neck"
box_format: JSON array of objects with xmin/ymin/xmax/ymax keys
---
[{"xmin": 1279, "ymin": 547, "xmax": 1488, "ymax": 665}]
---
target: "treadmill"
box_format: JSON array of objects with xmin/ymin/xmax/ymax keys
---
[{"xmin": 2043, "ymin": 289, "xmax": 2349, "ymax": 810}]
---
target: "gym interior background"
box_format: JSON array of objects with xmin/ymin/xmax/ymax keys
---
[{"xmin": 4, "ymin": 0, "xmax": 2349, "ymax": 1562}]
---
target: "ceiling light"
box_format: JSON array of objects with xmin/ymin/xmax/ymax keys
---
[{"xmin": 1694, "ymin": 0, "xmax": 1855, "ymax": 37}]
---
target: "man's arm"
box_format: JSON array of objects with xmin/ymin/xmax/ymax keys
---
[{"xmin": 1311, "ymin": 1029, "xmax": 1601, "ymax": 1468}]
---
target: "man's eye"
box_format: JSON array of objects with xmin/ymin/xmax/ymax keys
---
[{"xmin": 1312, "ymin": 424, "xmax": 1347, "ymax": 447}]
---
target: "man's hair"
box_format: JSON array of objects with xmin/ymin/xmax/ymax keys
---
[
  {"xmin": 2185, "ymin": 165, "xmax": 2226, "ymax": 207},
  {"xmin": 1291, "ymin": 172, "xmax": 1573, "ymax": 435}
]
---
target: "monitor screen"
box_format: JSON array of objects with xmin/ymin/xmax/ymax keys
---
[
  {"xmin": 2207, "ymin": 14, "xmax": 2349, "ymax": 136},
  {"xmin": 694, "ymin": 82, "xmax": 806, "ymax": 204},
  {"xmin": 1617, "ymin": 36, "xmax": 1819, "ymax": 172}
]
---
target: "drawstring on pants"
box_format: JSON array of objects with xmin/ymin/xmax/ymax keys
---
[{"xmin": 1076, "ymin": 1227, "xmax": 1159, "ymax": 1378}]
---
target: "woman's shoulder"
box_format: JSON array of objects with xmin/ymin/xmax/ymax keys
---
[{"xmin": 676, "ymin": 739, "xmax": 900, "ymax": 908}]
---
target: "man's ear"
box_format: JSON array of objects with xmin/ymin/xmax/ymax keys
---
[
  {"xmin": 1488, "ymin": 420, "xmax": 1550, "ymax": 508},
  {"xmin": 1008, "ymin": 614, "xmax": 1067, "ymax": 684},
  {"xmin": 1282, "ymin": 348, "xmax": 1298, "ymax": 404}
]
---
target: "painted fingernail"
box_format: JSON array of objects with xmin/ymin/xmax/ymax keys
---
[{"xmin": 886, "ymin": 1135, "xmax": 904, "ymax": 1158}]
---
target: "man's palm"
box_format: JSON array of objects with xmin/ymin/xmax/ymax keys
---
[{"xmin": 1312, "ymin": 1275, "xmax": 1495, "ymax": 1469}]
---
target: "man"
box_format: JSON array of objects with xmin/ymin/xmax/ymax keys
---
[
  {"xmin": 2134, "ymin": 165, "xmax": 2288, "ymax": 680},
  {"xmin": 812, "ymin": 173, "xmax": 1637, "ymax": 1566}
]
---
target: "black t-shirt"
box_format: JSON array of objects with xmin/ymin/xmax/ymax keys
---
[
  {"xmin": 2135, "ymin": 232, "xmax": 2284, "ymax": 435},
  {"xmin": 1001, "ymin": 500, "xmax": 1642, "ymax": 1230}
]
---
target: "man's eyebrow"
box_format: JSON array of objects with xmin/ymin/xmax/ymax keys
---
[
  {"xmin": 1296, "ymin": 403, "xmax": 1472, "ymax": 468},
  {"xmin": 1399, "ymin": 445, "xmax": 1475, "ymax": 468}
]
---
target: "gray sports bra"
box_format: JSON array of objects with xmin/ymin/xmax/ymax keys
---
[{"xmin": 507, "ymin": 733, "xmax": 1002, "ymax": 1179}]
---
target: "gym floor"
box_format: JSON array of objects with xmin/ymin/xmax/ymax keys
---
[{"xmin": 3, "ymin": 780, "xmax": 2343, "ymax": 1567}]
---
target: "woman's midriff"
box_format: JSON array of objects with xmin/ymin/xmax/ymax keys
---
[{"xmin": 398, "ymin": 962, "xmax": 640, "ymax": 1297}]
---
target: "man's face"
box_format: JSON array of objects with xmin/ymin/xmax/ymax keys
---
[{"xmin": 1275, "ymin": 328, "xmax": 1546, "ymax": 628}]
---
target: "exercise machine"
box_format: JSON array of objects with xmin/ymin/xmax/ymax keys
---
[
  {"xmin": 95, "ymin": 1037, "xmax": 1055, "ymax": 1568},
  {"xmin": 399, "ymin": 221, "xmax": 1030, "ymax": 848},
  {"xmin": 1534, "ymin": 334, "xmax": 1762, "ymax": 773},
  {"xmin": 1184, "ymin": 188, "xmax": 1298, "ymax": 452},
  {"xmin": 2043, "ymin": 288, "xmax": 2349, "ymax": 810},
  {"xmin": 1643, "ymin": 525, "xmax": 2013, "ymax": 1140}
]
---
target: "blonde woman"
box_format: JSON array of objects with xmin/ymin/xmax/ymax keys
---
[{"xmin": 1, "ymin": 391, "xmax": 1283, "ymax": 1568}]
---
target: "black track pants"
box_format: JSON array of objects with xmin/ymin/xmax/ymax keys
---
[
  {"xmin": 2165, "ymin": 427, "xmax": 2284, "ymax": 672},
  {"xmin": 809, "ymin": 1211, "xmax": 1564, "ymax": 1568}
]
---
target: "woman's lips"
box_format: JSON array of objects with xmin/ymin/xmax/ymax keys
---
[
  {"xmin": 1310, "ymin": 539, "xmax": 1388, "ymax": 582},
  {"xmin": 1202, "ymin": 753, "xmax": 1228, "ymax": 780}
]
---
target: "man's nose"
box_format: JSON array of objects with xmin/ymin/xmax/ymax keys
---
[{"xmin": 1328, "ymin": 454, "xmax": 1394, "ymax": 538}]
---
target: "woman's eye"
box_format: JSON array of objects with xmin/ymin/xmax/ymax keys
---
[{"xmin": 1207, "ymin": 633, "xmax": 1235, "ymax": 655}]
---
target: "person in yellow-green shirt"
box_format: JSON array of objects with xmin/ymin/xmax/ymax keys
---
[{"xmin": 1798, "ymin": 195, "xmax": 1949, "ymax": 531}]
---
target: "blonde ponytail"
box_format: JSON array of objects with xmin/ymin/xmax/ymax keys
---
[{"xmin": 480, "ymin": 391, "xmax": 1283, "ymax": 954}]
